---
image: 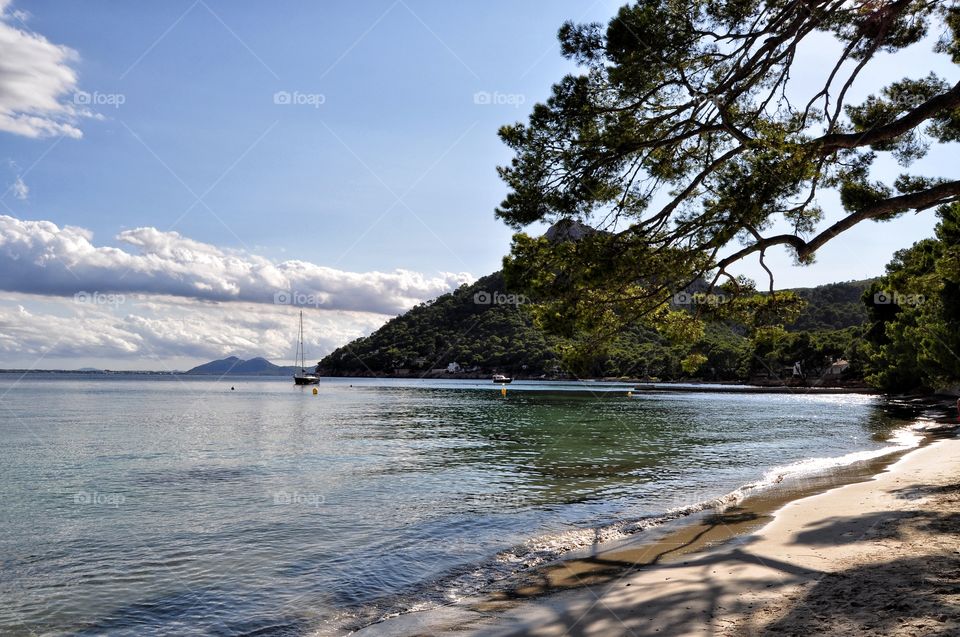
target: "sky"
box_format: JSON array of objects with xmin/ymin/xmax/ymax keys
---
[{"xmin": 0, "ymin": 0, "xmax": 956, "ymax": 370}]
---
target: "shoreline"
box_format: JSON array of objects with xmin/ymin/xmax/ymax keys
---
[
  {"xmin": 351, "ymin": 422, "xmax": 959, "ymax": 636},
  {"xmin": 477, "ymin": 429, "xmax": 960, "ymax": 636},
  {"xmin": 631, "ymin": 383, "xmax": 875, "ymax": 394}
]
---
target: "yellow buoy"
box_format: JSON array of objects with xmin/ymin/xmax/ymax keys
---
[
  {"xmin": 501, "ymin": 386, "xmax": 507, "ymax": 397},
  {"xmin": 312, "ymin": 387, "xmax": 318, "ymax": 395},
  {"xmin": 627, "ymin": 391, "xmax": 632, "ymax": 397}
]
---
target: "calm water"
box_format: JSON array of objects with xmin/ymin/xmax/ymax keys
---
[{"xmin": 0, "ymin": 376, "xmax": 913, "ymax": 636}]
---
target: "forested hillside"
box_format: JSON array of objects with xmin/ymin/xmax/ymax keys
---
[
  {"xmin": 319, "ymin": 273, "xmax": 873, "ymax": 382},
  {"xmin": 786, "ymin": 281, "xmax": 872, "ymax": 331},
  {"xmin": 320, "ymin": 273, "xmax": 561, "ymax": 377}
]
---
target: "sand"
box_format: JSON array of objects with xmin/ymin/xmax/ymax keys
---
[{"xmin": 355, "ymin": 434, "xmax": 960, "ymax": 636}]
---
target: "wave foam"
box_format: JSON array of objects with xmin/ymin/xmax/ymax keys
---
[
  {"xmin": 347, "ymin": 422, "xmax": 929, "ymax": 633},
  {"xmin": 760, "ymin": 422, "xmax": 924, "ymax": 486},
  {"xmin": 441, "ymin": 422, "xmax": 928, "ymax": 602}
]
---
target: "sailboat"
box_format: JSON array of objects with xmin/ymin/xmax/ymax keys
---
[{"xmin": 293, "ymin": 310, "xmax": 320, "ymax": 385}]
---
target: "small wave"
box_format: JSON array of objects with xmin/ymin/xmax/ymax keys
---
[
  {"xmin": 342, "ymin": 422, "xmax": 928, "ymax": 634},
  {"xmin": 759, "ymin": 422, "xmax": 924, "ymax": 486},
  {"xmin": 484, "ymin": 423, "xmax": 926, "ymax": 577}
]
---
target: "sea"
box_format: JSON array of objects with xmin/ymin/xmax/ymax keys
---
[{"xmin": 0, "ymin": 375, "xmax": 923, "ymax": 636}]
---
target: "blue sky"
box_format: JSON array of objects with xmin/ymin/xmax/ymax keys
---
[
  {"xmin": 4, "ymin": 0, "xmax": 615, "ymax": 273},
  {"xmin": 0, "ymin": 0, "xmax": 956, "ymax": 369}
]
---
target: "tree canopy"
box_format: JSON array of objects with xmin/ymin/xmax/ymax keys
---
[
  {"xmin": 862, "ymin": 202, "xmax": 960, "ymax": 391},
  {"xmin": 319, "ymin": 271, "xmax": 872, "ymax": 383},
  {"xmin": 496, "ymin": 0, "xmax": 960, "ymax": 350}
]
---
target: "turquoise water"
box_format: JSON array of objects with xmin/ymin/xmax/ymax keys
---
[{"xmin": 0, "ymin": 376, "xmax": 912, "ymax": 635}]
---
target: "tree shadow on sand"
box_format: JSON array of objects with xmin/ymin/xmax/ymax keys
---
[
  {"xmin": 790, "ymin": 509, "xmax": 960, "ymax": 546},
  {"xmin": 485, "ymin": 484, "xmax": 960, "ymax": 637},
  {"xmin": 752, "ymin": 485, "xmax": 960, "ymax": 635},
  {"xmin": 491, "ymin": 507, "xmax": 767, "ymax": 600},
  {"xmin": 486, "ymin": 544, "xmax": 818, "ymax": 636},
  {"xmin": 755, "ymin": 554, "xmax": 960, "ymax": 636}
]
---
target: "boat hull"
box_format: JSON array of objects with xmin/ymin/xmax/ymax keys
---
[{"xmin": 294, "ymin": 375, "xmax": 320, "ymax": 385}]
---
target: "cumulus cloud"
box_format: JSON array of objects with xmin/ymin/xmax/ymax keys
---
[
  {"xmin": 0, "ymin": 1, "xmax": 85, "ymax": 138},
  {"xmin": 0, "ymin": 294, "xmax": 388, "ymax": 365},
  {"xmin": 0, "ymin": 214, "xmax": 474, "ymax": 315}
]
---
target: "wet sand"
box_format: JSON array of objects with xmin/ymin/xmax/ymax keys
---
[{"xmin": 353, "ymin": 427, "xmax": 960, "ymax": 636}]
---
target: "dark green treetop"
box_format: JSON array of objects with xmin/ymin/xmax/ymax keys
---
[{"xmin": 497, "ymin": 0, "xmax": 960, "ymax": 356}]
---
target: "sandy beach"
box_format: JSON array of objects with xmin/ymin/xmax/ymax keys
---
[{"xmin": 357, "ymin": 429, "xmax": 960, "ymax": 636}]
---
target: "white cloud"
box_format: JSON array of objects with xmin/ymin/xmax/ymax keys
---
[
  {"xmin": 0, "ymin": 1, "xmax": 84, "ymax": 138},
  {"xmin": 0, "ymin": 293, "xmax": 388, "ymax": 366},
  {"xmin": 10, "ymin": 175, "xmax": 26, "ymax": 199},
  {"xmin": 0, "ymin": 214, "xmax": 474, "ymax": 315},
  {"xmin": 0, "ymin": 212, "xmax": 467, "ymax": 366}
]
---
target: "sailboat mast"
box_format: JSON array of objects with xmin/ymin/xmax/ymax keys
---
[
  {"xmin": 292, "ymin": 309, "xmax": 319, "ymax": 385},
  {"xmin": 298, "ymin": 310, "xmax": 304, "ymax": 371}
]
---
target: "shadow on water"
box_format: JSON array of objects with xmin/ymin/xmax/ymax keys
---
[
  {"xmin": 130, "ymin": 465, "xmax": 267, "ymax": 487},
  {"xmin": 64, "ymin": 587, "xmax": 310, "ymax": 637},
  {"xmin": 149, "ymin": 455, "xmax": 960, "ymax": 637}
]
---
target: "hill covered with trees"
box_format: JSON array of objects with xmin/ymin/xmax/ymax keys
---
[
  {"xmin": 786, "ymin": 281, "xmax": 872, "ymax": 331},
  {"xmin": 319, "ymin": 274, "xmax": 873, "ymax": 383},
  {"xmin": 319, "ymin": 272, "xmax": 560, "ymax": 377}
]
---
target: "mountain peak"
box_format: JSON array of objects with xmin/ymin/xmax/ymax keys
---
[
  {"xmin": 186, "ymin": 356, "xmax": 296, "ymax": 376},
  {"xmin": 543, "ymin": 219, "xmax": 597, "ymax": 243}
]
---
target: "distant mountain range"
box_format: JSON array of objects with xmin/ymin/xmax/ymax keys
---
[{"xmin": 185, "ymin": 356, "xmax": 300, "ymax": 376}]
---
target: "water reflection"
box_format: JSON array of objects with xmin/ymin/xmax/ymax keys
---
[{"xmin": 0, "ymin": 377, "xmax": 904, "ymax": 636}]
